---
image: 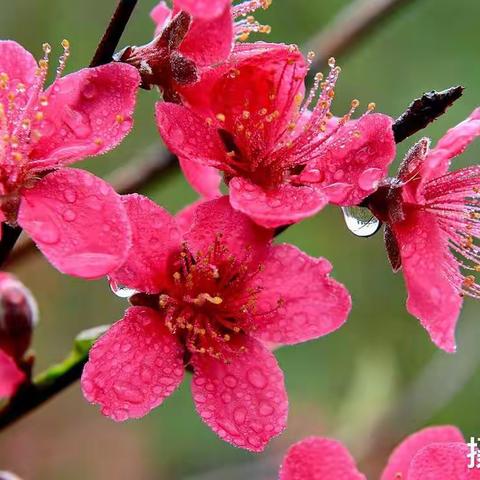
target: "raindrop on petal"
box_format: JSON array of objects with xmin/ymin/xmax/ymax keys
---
[
  {"xmin": 342, "ymin": 206, "xmax": 381, "ymax": 238},
  {"xmin": 109, "ymin": 279, "xmax": 138, "ymax": 298}
]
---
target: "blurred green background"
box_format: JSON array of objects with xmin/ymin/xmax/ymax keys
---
[{"xmin": 1, "ymin": 0, "xmax": 480, "ymax": 478}]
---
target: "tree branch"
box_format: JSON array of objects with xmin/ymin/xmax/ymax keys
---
[
  {"xmin": 0, "ymin": 355, "xmax": 88, "ymax": 431},
  {"xmin": 90, "ymin": 0, "xmax": 139, "ymax": 68}
]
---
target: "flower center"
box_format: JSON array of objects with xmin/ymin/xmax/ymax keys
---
[
  {"xmin": 157, "ymin": 238, "xmax": 265, "ymax": 361},
  {"xmin": 0, "ymin": 41, "xmax": 70, "ymax": 217}
]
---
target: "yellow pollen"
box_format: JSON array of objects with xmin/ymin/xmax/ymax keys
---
[
  {"xmin": 463, "ymin": 275, "xmax": 476, "ymax": 288},
  {"xmin": 193, "ymin": 293, "xmax": 223, "ymax": 305},
  {"xmin": 42, "ymin": 43, "xmax": 52, "ymax": 54},
  {"xmin": 351, "ymin": 99, "xmax": 360, "ymax": 108},
  {"xmin": 35, "ymin": 111, "xmax": 44, "ymax": 121},
  {"xmin": 216, "ymin": 113, "xmax": 226, "ymax": 122},
  {"xmin": 12, "ymin": 152, "xmax": 23, "ymax": 162},
  {"xmin": 61, "ymin": 39, "xmax": 70, "ymax": 50},
  {"xmin": 94, "ymin": 138, "xmax": 103, "ymax": 146},
  {"xmin": 242, "ymin": 110, "xmax": 250, "ymax": 119},
  {"xmin": 368, "ymin": 102, "xmax": 376, "ymax": 111},
  {"xmin": 173, "ymin": 272, "xmax": 181, "ymax": 281},
  {"xmin": 116, "ymin": 114, "xmax": 125, "ymax": 124}
]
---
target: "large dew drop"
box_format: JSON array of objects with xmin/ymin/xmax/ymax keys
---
[
  {"xmin": 109, "ymin": 279, "xmax": 137, "ymax": 298},
  {"xmin": 342, "ymin": 206, "xmax": 381, "ymax": 237}
]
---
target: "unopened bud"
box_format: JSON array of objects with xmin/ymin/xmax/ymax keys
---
[{"xmin": 0, "ymin": 273, "xmax": 38, "ymax": 361}]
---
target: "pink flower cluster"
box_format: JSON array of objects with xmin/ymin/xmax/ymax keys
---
[
  {"xmin": 1, "ymin": 0, "xmax": 479, "ymax": 466},
  {"xmin": 280, "ymin": 426, "xmax": 480, "ymax": 479}
]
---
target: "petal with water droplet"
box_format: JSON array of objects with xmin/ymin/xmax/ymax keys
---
[
  {"xmin": 191, "ymin": 337, "xmax": 288, "ymax": 452},
  {"xmin": 29, "ymin": 63, "xmax": 140, "ymax": 168},
  {"xmin": 280, "ymin": 437, "xmax": 366, "ymax": 480},
  {"xmin": 380, "ymin": 426, "xmax": 464, "ymax": 480},
  {"xmin": 109, "ymin": 194, "xmax": 181, "ymax": 294},
  {"xmin": 81, "ymin": 306, "xmax": 185, "ymax": 421},
  {"xmin": 18, "ymin": 168, "xmax": 132, "ymax": 279},
  {"xmin": 252, "ymin": 244, "xmax": 351, "ymax": 345}
]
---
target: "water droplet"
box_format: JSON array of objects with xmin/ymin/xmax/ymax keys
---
[
  {"xmin": 63, "ymin": 107, "xmax": 92, "ymax": 139},
  {"xmin": 358, "ymin": 167, "xmax": 384, "ymax": 191},
  {"xmin": 113, "ymin": 383, "xmax": 144, "ymax": 403},
  {"xmin": 299, "ymin": 168, "xmax": 324, "ymax": 184},
  {"xmin": 63, "ymin": 209, "xmax": 76, "ymax": 222},
  {"xmin": 322, "ymin": 182, "xmax": 352, "ymax": 203},
  {"xmin": 342, "ymin": 206, "xmax": 381, "ymax": 238},
  {"xmin": 82, "ymin": 82, "xmax": 97, "ymax": 99},
  {"xmin": 258, "ymin": 401, "xmax": 274, "ymax": 416},
  {"xmin": 247, "ymin": 367, "xmax": 267, "ymax": 389},
  {"xmin": 35, "ymin": 222, "xmax": 60, "ymax": 245},
  {"xmin": 233, "ymin": 407, "xmax": 247, "ymax": 425},
  {"xmin": 109, "ymin": 279, "xmax": 137, "ymax": 298},
  {"xmin": 223, "ymin": 375, "xmax": 238, "ymax": 388},
  {"xmin": 64, "ymin": 189, "xmax": 77, "ymax": 203}
]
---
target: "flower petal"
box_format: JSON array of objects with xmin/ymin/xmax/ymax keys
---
[
  {"xmin": 0, "ymin": 41, "xmax": 38, "ymax": 115},
  {"xmin": 279, "ymin": 436, "xmax": 366, "ymax": 480},
  {"xmin": 179, "ymin": 6, "xmax": 233, "ymax": 66},
  {"xmin": 179, "ymin": 156, "xmax": 222, "ymax": 199},
  {"xmin": 252, "ymin": 244, "xmax": 351, "ymax": 345},
  {"xmin": 151, "ymin": 1, "xmax": 172, "ymax": 35},
  {"xmin": 381, "ymin": 426, "xmax": 465, "ymax": 480},
  {"xmin": 110, "ymin": 194, "xmax": 181, "ymax": 294},
  {"xmin": 184, "ymin": 196, "xmax": 272, "ymax": 263},
  {"xmin": 0, "ymin": 350, "xmax": 24, "ymax": 398},
  {"xmin": 180, "ymin": 42, "xmax": 307, "ymax": 156},
  {"xmin": 176, "ymin": 199, "xmax": 207, "ymax": 234},
  {"xmin": 408, "ymin": 443, "xmax": 480, "ymax": 480},
  {"xmin": 29, "ymin": 63, "xmax": 140, "ymax": 168},
  {"xmin": 18, "ymin": 168, "xmax": 131, "ymax": 279},
  {"xmin": 191, "ymin": 337, "xmax": 288, "ymax": 451},
  {"xmin": 156, "ymin": 102, "xmax": 225, "ymax": 169},
  {"xmin": 422, "ymin": 107, "xmax": 480, "ymax": 184},
  {"xmin": 393, "ymin": 208, "xmax": 462, "ymax": 352},
  {"xmin": 229, "ymin": 177, "xmax": 328, "ymax": 228},
  {"xmin": 175, "ymin": 0, "xmax": 230, "ymax": 18},
  {"xmin": 81, "ymin": 306, "xmax": 185, "ymax": 421},
  {"xmin": 317, "ymin": 113, "xmax": 396, "ymax": 206}
]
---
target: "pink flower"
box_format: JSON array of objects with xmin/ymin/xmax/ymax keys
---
[
  {"xmin": 81, "ymin": 196, "xmax": 351, "ymax": 451},
  {"xmin": 156, "ymin": 43, "xmax": 396, "ymax": 228},
  {"xmin": 117, "ymin": 1, "xmax": 271, "ymax": 101},
  {"xmin": 0, "ymin": 272, "xmax": 38, "ymax": 398},
  {"xmin": 280, "ymin": 426, "xmax": 479, "ymax": 479},
  {"xmin": 0, "ymin": 349, "xmax": 24, "ymax": 398},
  {"xmin": 367, "ymin": 108, "xmax": 480, "ymax": 352},
  {"xmin": 0, "ymin": 41, "xmax": 140, "ymax": 278}
]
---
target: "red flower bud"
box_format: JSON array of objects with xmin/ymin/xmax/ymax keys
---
[{"xmin": 0, "ymin": 273, "xmax": 38, "ymax": 362}]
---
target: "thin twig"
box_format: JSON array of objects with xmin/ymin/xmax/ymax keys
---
[
  {"xmin": 392, "ymin": 86, "xmax": 464, "ymax": 143},
  {"xmin": 0, "ymin": 354, "xmax": 88, "ymax": 431},
  {"xmin": 90, "ymin": 0, "xmax": 139, "ymax": 68}
]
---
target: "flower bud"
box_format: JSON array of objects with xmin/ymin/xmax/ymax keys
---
[{"xmin": 0, "ymin": 273, "xmax": 38, "ymax": 361}]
